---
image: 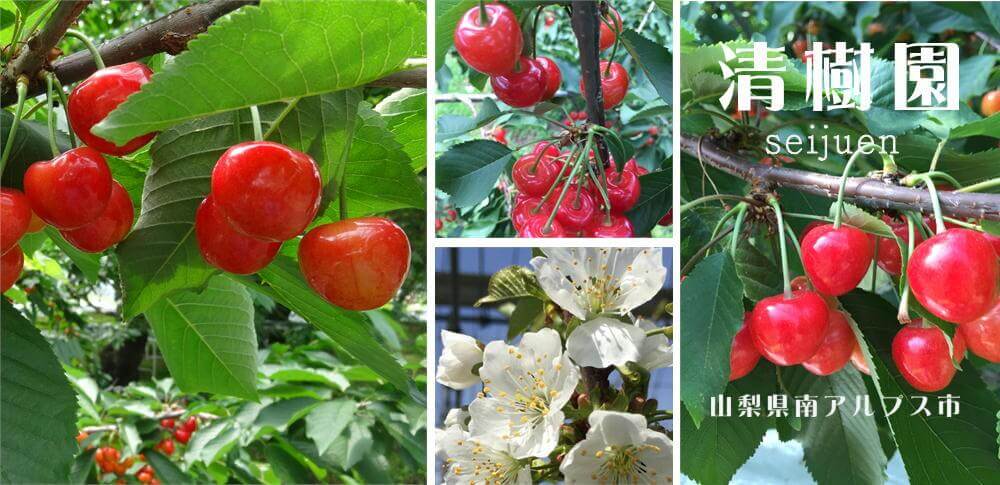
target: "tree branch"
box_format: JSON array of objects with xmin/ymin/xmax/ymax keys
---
[
  {"xmin": 570, "ymin": 0, "xmax": 610, "ymax": 164},
  {"xmin": 2, "ymin": 1, "xmax": 91, "ymax": 91},
  {"xmin": 680, "ymin": 134, "xmax": 1000, "ymax": 221}
]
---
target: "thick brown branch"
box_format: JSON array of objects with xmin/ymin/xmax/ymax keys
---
[
  {"xmin": 570, "ymin": 0, "xmax": 610, "ymax": 164},
  {"xmin": 680, "ymin": 134, "xmax": 1000, "ymax": 221},
  {"xmin": 2, "ymin": 1, "xmax": 91, "ymax": 89}
]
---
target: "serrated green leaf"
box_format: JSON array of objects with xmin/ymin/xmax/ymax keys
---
[
  {"xmin": 508, "ymin": 298, "xmax": 545, "ymax": 340},
  {"xmin": 474, "ymin": 265, "xmax": 547, "ymax": 306},
  {"xmin": 681, "ymin": 252, "xmax": 745, "ymax": 427},
  {"xmin": 265, "ymin": 442, "xmax": 317, "ymax": 484},
  {"xmin": 435, "ymin": 98, "xmax": 505, "ymax": 140},
  {"xmin": 94, "ymin": 1, "xmax": 425, "ymax": 143},
  {"xmin": 621, "ymin": 29, "xmax": 672, "ymax": 104},
  {"xmin": 0, "ymin": 302, "xmax": 78, "ymax": 485},
  {"xmin": 184, "ymin": 420, "xmax": 240, "ymax": 467},
  {"xmin": 626, "ymin": 170, "xmax": 672, "ymax": 236},
  {"xmin": 434, "ymin": 0, "xmax": 477, "ymax": 63},
  {"xmin": 146, "ymin": 274, "xmax": 259, "ymax": 400},
  {"xmin": 146, "ymin": 450, "xmax": 191, "ymax": 483},
  {"xmin": 832, "ymin": 203, "xmax": 894, "ymax": 238},
  {"xmin": 44, "ymin": 228, "xmax": 102, "ymax": 281},
  {"xmin": 324, "ymin": 422, "xmax": 373, "ymax": 470},
  {"xmin": 375, "ymin": 88, "xmax": 426, "ymax": 171},
  {"xmin": 306, "ymin": 399, "xmax": 356, "ymax": 456},
  {"xmin": 734, "ymin": 238, "xmax": 783, "ymax": 302},
  {"xmin": 0, "ymin": 111, "xmax": 70, "ymax": 190},
  {"xmin": 436, "ymin": 139, "xmax": 513, "ymax": 208}
]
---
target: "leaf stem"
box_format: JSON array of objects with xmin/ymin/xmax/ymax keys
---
[
  {"xmin": 0, "ymin": 78, "xmax": 29, "ymax": 175},
  {"xmin": 834, "ymin": 143, "xmax": 877, "ymax": 228},
  {"xmin": 768, "ymin": 197, "xmax": 792, "ymax": 298},
  {"xmin": 64, "ymin": 29, "xmax": 105, "ymax": 70},
  {"xmin": 956, "ymin": 177, "xmax": 1000, "ymax": 193},
  {"xmin": 51, "ymin": 76, "xmax": 75, "ymax": 148},
  {"xmin": 908, "ymin": 174, "xmax": 944, "ymax": 234},
  {"xmin": 729, "ymin": 203, "xmax": 748, "ymax": 256},
  {"xmin": 262, "ymin": 98, "xmax": 300, "ymax": 141},
  {"xmin": 680, "ymin": 194, "xmax": 759, "ymax": 212}
]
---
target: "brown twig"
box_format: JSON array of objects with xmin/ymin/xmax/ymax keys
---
[
  {"xmin": 570, "ymin": 0, "xmax": 610, "ymax": 165},
  {"xmin": 2, "ymin": 1, "xmax": 91, "ymax": 92},
  {"xmin": 680, "ymin": 134, "xmax": 1000, "ymax": 221}
]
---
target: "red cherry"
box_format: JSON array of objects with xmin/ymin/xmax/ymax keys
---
[
  {"xmin": 512, "ymin": 197, "xmax": 554, "ymax": 232},
  {"xmin": 729, "ymin": 313, "xmax": 761, "ymax": 381},
  {"xmin": 157, "ymin": 439, "xmax": 175, "ymax": 456},
  {"xmin": 67, "ymin": 62, "xmax": 156, "ymax": 156},
  {"xmin": 598, "ymin": 7, "xmax": 622, "ymax": 51},
  {"xmin": 792, "ymin": 39, "xmax": 808, "ymax": 60},
  {"xmin": 581, "ymin": 61, "xmax": 628, "ymax": 109},
  {"xmin": 299, "ymin": 218, "xmax": 411, "ymax": 311},
  {"xmin": 798, "ymin": 221, "xmax": 825, "ymax": 245},
  {"xmin": 25, "ymin": 210, "xmax": 45, "ymax": 233},
  {"xmin": 892, "ymin": 323, "xmax": 960, "ymax": 392},
  {"xmin": 435, "ymin": 218, "xmax": 443, "ymax": 232},
  {"xmin": 980, "ymin": 230, "xmax": 1000, "ymax": 257},
  {"xmin": 182, "ymin": 416, "xmax": 198, "ymax": 432},
  {"xmin": 453, "ymin": 3, "xmax": 523, "ymax": 75},
  {"xmin": 534, "ymin": 56, "xmax": 562, "ymax": 101},
  {"xmin": 658, "ymin": 209, "xmax": 673, "ymax": 226},
  {"xmin": 1, "ymin": 246, "xmax": 24, "ymax": 292},
  {"xmin": 981, "ymin": 89, "xmax": 1000, "ymax": 117},
  {"xmin": 60, "ymin": 181, "xmax": 134, "ymax": 253},
  {"xmin": 605, "ymin": 168, "xmax": 641, "ymax": 212},
  {"xmin": 531, "ymin": 142, "xmax": 561, "ymax": 161},
  {"xmin": 959, "ymin": 300, "xmax": 1000, "ymax": 362},
  {"xmin": 624, "ymin": 158, "xmax": 648, "ymax": 176},
  {"xmin": 586, "ymin": 213, "xmax": 633, "ymax": 238},
  {"xmin": 908, "ymin": 229, "xmax": 999, "ymax": 323},
  {"xmin": 173, "ymin": 429, "xmax": 191, "ymax": 445},
  {"xmin": 517, "ymin": 213, "xmax": 566, "ymax": 238},
  {"xmin": 490, "ymin": 126, "xmax": 507, "ymax": 145},
  {"xmin": 512, "ymin": 155, "xmax": 558, "ymax": 197},
  {"xmin": 850, "ymin": 340, "xmax": 871, "ymax": 375},
  {"xmin": 749, "ymin": 290, "xmax": 830, "ymax": 366},
  {"xmin": 801, "ymin": 224, "xmax": 874, "ymax": 296},
  {"xmin": 195, "ymin": 196, "xmax": 280, "ymax": 275},
  {"xmin": 160, "ymin": 418, "xmax": 175, "ymax": 429},
  {"xmin": 491, "ymin": 56, "xmax": 548, "ymax": 108},
  {"xmin": 446, "ymin": 209, "xmax": 458, "ymax": 222},
  {"xmin": 24, "ymin": 147, "xmax": 112, "ymax": 229},
  {"xmin": 555, "ymin": 186, "xmax": 596, "ymax": 231},
  {"xmin": 802, "ymin": 310, "xmax": 855, "ymax": 375},
  {"xmin": 211, "ymin": 141, "xmax": 321, "ymax": 242},
  {"xmin": 876, "ymin": 217, "xmax": 924, "ymax": 276},
  {"xmin": 544, "ymin": 13, "xmax": 555, "ymax": 27},
  {"xmin": 1, "ymin": 188, "xmax": 31, "ymax": 253}
]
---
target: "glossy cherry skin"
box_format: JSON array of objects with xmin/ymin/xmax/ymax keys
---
[
  {"xmin": 624, "ymin": 158, "xmax": 648, "ymax": 176},
  {"xmin": 801, "ymin": 224, "xmax": 874, "ymax": 296},
  {"xmin": 60, "ymin": 181, "xmax": 134, "ymax": 253},
  {"xmin": 512, "ymin": 197, "xmax": 554, "ymax": 232},
  {"xmin": 1, "ymin": 246, "xmax": 23, "ymax": 292},
  {"xmin": 802, "ymin": 310, "xmax": 855, "ymax": 375},
  {"xmin": 981, "ymin": 90, "xmax": 1000, "ymax": 117},
  {"xmin": 850, "ymin": 340, "xmax": 871, "ymax": 375},
  {"xmin": 658, "ymin": 209, "xmax": 673, "ymax": 226},
  {"xmin": 960, "ymin": 300, "xmax": 1000, "ymax": 362},
  {"xmin": 512, "ymin": 155, "xmax": 558, "ymax": 197},
  {"xmin": 798, "ymin": 220, "xmax": 825, "ymax": 245},
  {"xmin": 299, "ymin": 217, "xmax": 411, "ymax": 311},
  {"xmin": 1, "ymin": 188, "xmax": 32, "ymax": 253},
  {"xmin": 533, "ymin": 56, "xmax": 562, "ymax": 101},
  {"xmin": 876, "ymin": 217, "xmax": 924, "ymax": 276},
  {"xmin": 980, "ymin": 230, "xmax": 1000, "ymax": 257},
  {"xmin": 517, "ymin": 213, "xmax": 566, "ymax": 238},
  {"xmin": 790, "ymin": 275, "xmax": 838, "ymax": 309},
  {"xmin": 531, "ymin": 142, "xmax": 561, "ymax": 160},
  {"xmin": 907, "ymin": 229, "xmax": 999, "ymax": 323},
  {"xmin": 581, "ymin": 61, "xmax": 629, "ymax": 109},
  {"xmin": 453, "ymin": 3, "xmax": 523, "ymax": 75},
  {"xmin": 555, "ymin": 186, "xmax": 596, "ymax": 231},
  {"xmin": 211, "ymin": 141, "xmax": 321, "ymax": 242},
  {"xmin": 587, "ymin": 213, "xmax": 633, "ymax": 238},
  {"xmin": 598, "ymin": 7, "xmax": 623, "ymax": 51},
  {"xmin": 730, "ymin": 313, "xmax": 761, "ymax": 381},
  {"xmin": 749, "ymin": 290, "xmax": 830, "ymax": 366},
  {"xmin": 68, "ymin": 62, "xmax": 156, "ymax": 156},
  {"xmin": 195, "ymin": 196, "xmax": 280, "ymax": 275},
  {"xmin": 892, "ymin": 323, "xmax": 962, "ymax": 392},
  {"xmin": 24, "ymin": 147, "xmax": 112, "ymax": 229},
  {"xmin": 605, "ymin": 168, "xmax": 641, "ymax": 212},
  {"xmin": 491, "ymin": 56, "xmax": 548, "ymax": 108}
]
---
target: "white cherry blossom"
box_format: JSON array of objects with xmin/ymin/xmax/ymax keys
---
[
  {"xmin": 636, "ymin": 318, "xmax": 673, "ymax": 371},
  {"xmin": 442, "ymin": 425, "xmax": 531, "ymax": 485},
  {"xmin": 566, "ymin": 317, "xmax": 645, "ymax": 368},
  {"xmin": 530, "ymin": 248, "xmax": 666, "ymax": 320},
  {"xmin": 437, "ymin": 330, "xmax": 484, "ymax": 390},
  {"xmin": 468, "ymin": 328, "xmax": 580, "ymax": 459},
  {"xmin": 560, "ymin": 411, "xmax": 673, "ymax": 484}
]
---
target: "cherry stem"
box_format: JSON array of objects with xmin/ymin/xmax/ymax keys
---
[
  {"xmin": 51, "ymin": 76, "xmax": 75, "ymax": 148},
  {"xmin": 249, "ymin": 105, "xmax": 263, "ymax": 141},
  {"xmin": 957, "ymin": 177, "xmax": 1000, "ymax": 193},
  {"xmin": 584, "ymin": 149, "xmax": 612, "ymax": 212},
  {"xmin": 908, "ymin": 174, "xmax": 945, "ymax": 234},
  {"xmin": 680, "ymin": 226, "xmax": 734, "ymax": 276},
  {"xmin": 45, "ymin": 73, "xmax": 59, "ymax": 157},
  {"xmin": 768, "ymin": 197, "xmax": 793, "ymax": 299},
  {"xmin": 782, "ymin": 223, "xmax": 805, "ymax": 267},
  {"xmin": 834, "ymin": 143, "xmax": 878, "ymax": 229},
  {"xmin": 64, "ymin": 29, "xmax": 105, "ymax": 70},
  {"xmin": 928, "ymin": 138, "xmax": 945, "ymax": 173},
  {"xmin": 710, "ymin": 204, "xmax": 742, "ymax": 241},
  {"xmin": 680, "ymin": 194, "xmax": 760, "ymax": 213},
  {"xmin": 531, "ymin": 6, "xmax": 543, "ymax": 59},
  {"xmin": 645, "ymin": 326, "xmax": 672, "ymax": 338},
  {"xmin": 902, "ymin": 171, "xmax": 962, "ymax": 191},
  {"xmin": 536, "ymin": 145, "xmax": 579, "ymax": 211},
  {"xmin": 262, "ymin": 98, "xmax": 300, "ymax": 141},
  {"xmin": 896, "ymin": 214, "xmax": 917, "ymax": 323},
  {"xmin": 782, "ymin": 212, "xmax": 834, "ymax": 223},
  {"xmin": 870, "ymin": 237, "xmax": 879, "ymax": 293},
  {"xmin": 544, "ymin": 137, "xmax": 591, "ymax": 231},
  {"xmin": 478, "ymin": 0, "xmax": 489, "ymax": 25},
  {"xmin": 0, "ymin": 77, "xmax": 28, "ymax": 176},
  {"xmin": 729, "ymin": 203, "xmax": 749, "ymax": 256}
]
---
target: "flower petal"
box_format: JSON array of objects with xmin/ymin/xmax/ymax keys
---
[{"xmin": 566, "ymin": 317, "xmax": 645, "ymax": 368}]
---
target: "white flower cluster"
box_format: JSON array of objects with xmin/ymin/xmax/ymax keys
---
[{"xmin": 436, "ymin": 248, "xmax": 673, "ymax": 484}]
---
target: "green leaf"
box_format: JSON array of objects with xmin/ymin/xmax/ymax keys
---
[
  {"xmin": 375, "ymin": 88, "xmax": 427, "ymax": 171},
  {"xmin": 508, "ymin": 298, "xmax": 545, "ymax": 340},
  {"xmin": 832, "ymin": 203, "xmax": 894, "ymax": 238},
  {"xmin": 435, "ymin": 98, "xmax": 504, "ymax": 140},
  {"xmin": 601, "ymin": 130, "xmax": 632, "ymax": 172},
  {"xmin": 264, "ymin": 442, "xmax": 317, "ymax": 484},
  {"xmin": 621, "ymin": 29, "xmax": 672, "ymax": 104},
  {"xmin": 680, "ymin": 363, "xmax": 775, "ymax": 485},
  {"xmin": 94, "ymin": 0, "xmax": 425, "ymax": 143},
  {"xmin": 680, "ymin": 252, "xmax": 745, "ymax": 426},
  {"xmin": 146, "ymin": 274, "xmax": 259, "ymax": 400},
  {"xmin": 436, "ymin": 139, "xmax": 513, "ymax": 208},
  {"xmin": 840, "ymin": 291, "xmax": 1000, "ymax": 484},
  {"xmin": 0, "ymin": 302, "xmax": 78, "ymax": 485},
  {"xmin": 12, "ymin": 0, "xmax": 45, "ymax": 15},
  {"xmin": 733, "ymin": 238, "xmax": 783, "ymax": 302},
  {"xmin": 781, "ymin": 366, "xmax": 889, "ymax": 485},
  {"xmin": 950, "ymin": 114, "xmax": 1000, "ymax": 140},
  {"xmin": 184, "ymin": 420, "xmax": 240, "ymax": 467},
  {"xmin": 434, "ymin": 0, "xmax": 476, "ymax": 63},
  {"xmin": 254, "ymin": 251, "xmax": 415, "ymax": 399},
  {"xmin": 255, "ymin": 398, "xmax": 321, "ymax": 433},
  {"xmin": 44, "ymin": 228, "xmax": 102, "ymax": 281},
  {"xmin": 306, "ymin": 399, "xmax": 357, "ymax": 455},
  {"xmin": 324, "ymin": 422, "xmax": 373, "ymax": 470},
  {"xmin": 145, "ymin": 450, "xmax": 191, "ymax": 483},
  {"xmin": 474, "ymin": 265, "xmax": 547, "ymax": 306},
  {"xmin": 0, "ymin": 111, "xmax": 70, "ymax": 190},
  {"xmin": 626, "ymin": 170, "xmax": 672, "ymax": 236}
]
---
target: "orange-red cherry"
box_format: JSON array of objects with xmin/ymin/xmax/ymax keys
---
[
  {"xmin": 491, "ymin": 56, "xmax": 548, "ymax": 108},
  {"xmin": 876, "ymin": 217, "xmax": 923, "ymax": 276},
  {"xmin": 60, "ymin": 181, "xmax": 134, "ymax": 253},
  {"xmin": 1, "ymin": 246, "xmax": 23, "ymax": 292},
  {"xmin": 892, "ymin": 323, "xmax": 962, "ymax": 392},
  {"xmin": 299, "ymin": 218, "xmax": 411, "ymax": 311},
  {"xmin": 598, "ymin": 7, "xmax": 623, "ymax": 51},
  {"xmin": 749, "ymin": 290, "xmax": 830, "ymax": 366},
  {"xmin": 534, "ymin": 57, "xmax": 562, "ymax": 101},
  {"xmin": 960, "ymin": 300, "xmax": 1000, "ymax": 362},
  {"xmin": 1, "ymin": 188, "xmax": 31, "ymax": 253},
  {"xmin": 729, "ymin": 313, "xmax": 760, "ymax": 381},
  {"xmin": 907, "ymin": 229, "xmax": 999, "ymax": 323},
  {"xmin": 581, "ymin": 61, "xmax": 629, "ymax": 109},
  {"xmin": 453, "ymin": 3, "xmax": 523, "ymax": 75},
  {"xmin": 24, "ymin": 147, "xmax": 112, "ymax": 229},
  {"xmin": 802, "ymin": 310, "xmax": 855, "ymax": 375},
  {"xmin": 195, "ymin": 196, "xmax": 280, "ymax": 275},
  {"xmin": 801, "ymin": 224, "xmax": 874, "ymax": 296},
  {"xmin": 68, "ymin": 62, "xmax": 156, "ymax": 156}
]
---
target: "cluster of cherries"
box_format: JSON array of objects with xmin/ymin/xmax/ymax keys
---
[
  {"xmin": 92, "ymin": 446, "xmax": 157, "ymax": 484},
  {"xmin": 453, "ymin": 3, "xmax": 628, "ymax": 109},
  {"xmin": 1, "ymin": 62, "xmax": 155, "ymax": 293},
  {"xmin": 510, "ymin": 142, "xmax": 643, "ymax": 237},
  {"xmin": 730, "ymin": 211, "xmax": 1000, "ymax": 393},
  {"xmin": 0, "ymin": 56, "xmax": 410, "ymax": 311},
  {"xmin": 160, "ymin": 415, "xmax": 197, "ymax": 446}
]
